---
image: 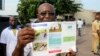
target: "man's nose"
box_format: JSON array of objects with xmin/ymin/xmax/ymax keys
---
[{"xmin": 45, "ymin": 13, "xmax": 50, "ymax": 18}]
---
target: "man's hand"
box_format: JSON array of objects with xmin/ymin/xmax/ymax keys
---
[
  {"xmin": 66, "ymin": 49, "xmax": 76, "ymax": 56},
  {"xmin": 12, "ymin": 27, "xmax": 35, "ymax": 56},
  {"xmin": 97, "ymin": 30, "xmax": 100, "ymax": 37},
  {"xmin": 17, "ymin": 27, "xmax": 35, "ymax": 48},
  {"xmin": 56, "ymin": 49, "xmax": 76, "ymax": 56}
]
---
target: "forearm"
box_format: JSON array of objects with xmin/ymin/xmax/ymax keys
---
[
  {"xmin": 0, "ymin": 43, "xmax": 6, "ymax": 56},
  {"xmin": 97, "ymin": 30, "xmax": 100, "ymax": 37},
  {"xmin": 12, "ymin": 44, "xmax": 24, "ymax": 56}
]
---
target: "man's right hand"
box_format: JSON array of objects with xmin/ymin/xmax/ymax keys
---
[
  {"xmin": 97, "ymin": 30, "xmax": 100, "ymax": 37},
  {"xmin": 17, "ymin": 27, "xmax": 35, "ymax": 48},
  {"xmin": 12, "ymin": 27, "xmax": 35, "ymax": 56}
]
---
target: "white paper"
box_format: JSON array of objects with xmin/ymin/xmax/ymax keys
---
[{"xmin": 31, "ymin": 22, "xmax": 76, "ymax": 56}]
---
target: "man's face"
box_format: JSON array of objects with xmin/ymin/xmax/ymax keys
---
[
  {"xmin": 96, "ymin": 15, "xmax": 100, "ymax": 21},
  {"xmin": 9, "ymin": 16, "xmax": 17, "ymax": 26},
  {"xmin": 37, "ymin": 6, "xmax": 55, "ymax": 22}
]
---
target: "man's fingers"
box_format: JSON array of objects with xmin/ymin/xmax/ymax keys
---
[
  {"xmin": 67, "ymin": 49, "xmax": 76, "ymax": 56},
  {"xmin": 23, "ymin": 39, "xmax": 34, "ymax": 44},
  {"xmin": 18, "ymin": 27, "xmax": 35, "ymax": 37},
  {"xmin": 21, "ymin": 35, "xmax": 34, "ymax": 40},
  {"xmin": 22, "ymin": 27, "xmax": 34, "ymax": 31}
]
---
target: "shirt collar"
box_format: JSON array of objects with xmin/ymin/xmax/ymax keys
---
[{"xmin": 8, "ymin": 26, "xmax": 19, "ymax": 30}]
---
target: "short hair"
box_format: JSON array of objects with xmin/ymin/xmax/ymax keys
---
[
  {"xmin": 37, "ymin": 3, "xmax": 55, "ymax": 13},
  {"xmin": 96, "ymin": 12, "xmax": 100, "ymax": 15},
  {"xmin": 95, "ymin": 12, "xmax": 100, "ymax": 20},
  {"xmin": 9, "ymin": 15, "xmax": 17, "ymax": 20}
]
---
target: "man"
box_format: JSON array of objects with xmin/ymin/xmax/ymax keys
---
[
  {"xmin": 76, "ymin": 19, "xmax": 83, "ymax": 36},
  {"xmin": 0, "ymin": 16, "xmax": 19, "ymax": 56},
  {"xmin": 92, "ymin": 12, "xmax": 100, "ymax": 55},
  {"xmin": 12, "ymin": 3, "xmax": 75, "ymax": 56}
]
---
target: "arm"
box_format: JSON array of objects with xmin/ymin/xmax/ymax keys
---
[
  {"xmin": 97, "ymin": 30, "xmax": 100, "ymax": 37},
  {"xmin": 92, "ymin": 21, "xmax": 100, "ymax": 37},
  {"xmin": 0, "ymin": 43, "xmax": 6, "ymax": 56},
  {"xmin": 12, "ymin": 27, "xmax": 35, "ymax": 56},
  {"xmin": 0, "ymin": 29, "xmax": 7, "ymax": 56},
  {"xmin": 12, "ymin": 43, "xmax": 24, "ymax": 56},
  {"xmin": 96, "ymin": 22, "xmax": 100, "ymax": 37}
]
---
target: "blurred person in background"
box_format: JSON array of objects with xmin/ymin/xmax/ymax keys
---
[
  {"xmin": 0, "ymin": 16, "xmax": 19, "ymax": 56},
  {"xmin": 76, "ymin": 19, "xmax": 83, "ymax": 36},
  {"xmin": 92, "ymin": 12, "xmax": 100, "ymax": 55}
]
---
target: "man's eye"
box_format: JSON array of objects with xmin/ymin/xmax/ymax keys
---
[
  {"xmin": 40, "ymin": 13, "xmax": 46, "ymax": 16},
  {"xmin": 49, "ymin": 13, "xmax": 54, "ymax": 15},
  {"xmin": 40, "ymin": 13, "xmax": 55, "ymax": 16}
]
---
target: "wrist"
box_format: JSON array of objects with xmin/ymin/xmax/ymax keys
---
[
  {"xmin": 12, "ymin": 43, "xmax": 24, "ymax": 56},
  {"xmin": 16, "ymin": 43, "xmax": 24, "ymax": 51}
]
